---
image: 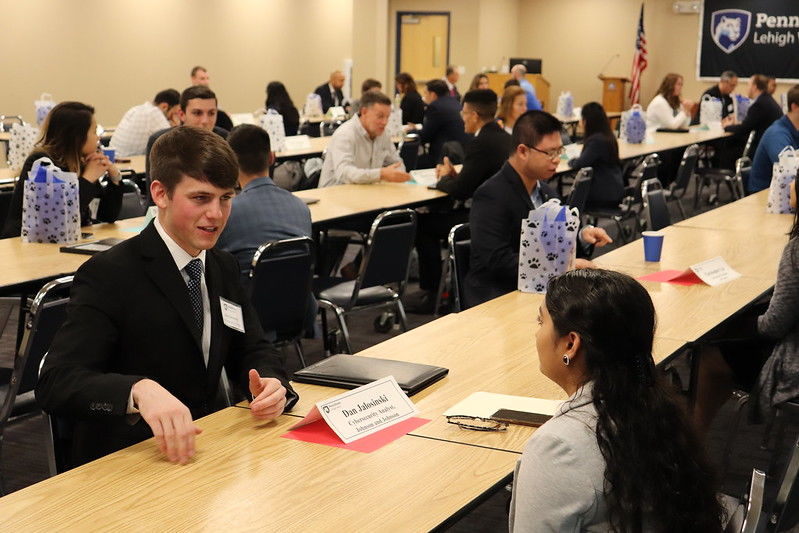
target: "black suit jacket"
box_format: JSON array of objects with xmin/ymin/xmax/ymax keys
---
[
  {"xmin": 419, "ymin": 95, "xmax": 469, "ymax": 165},
  {"xmin": 436, "ymin": 121, "xmax": 512, "ymax": 201},
  {"xmin": 314, "ymin": 83, "xmax": 345, "ymax": 113},
  {"xmin": 465, "ymin": 162, "xmax": 590, "ymax": 307},
  {"xmin": 724, "ymin": 92, "xmax": 783, "ymax": 152},
  {"xmin": 36, "ymin": 222, "xmax": 296, "ymax": 466}
]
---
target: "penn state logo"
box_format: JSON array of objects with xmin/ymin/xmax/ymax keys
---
[{"xmin": 710, "ymin": 9, "xmax": 752, "ymax": 53}]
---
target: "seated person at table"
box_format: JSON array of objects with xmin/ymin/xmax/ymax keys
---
[
  {"xmin": 350, "ymin": 78, "xmax": 382, "ymax": 116},
  {"xmin": 1, "ymin": 102, "xmax": 122, "ymax": 238},
  {"xmin": 444, "ymin": 65, "xmax": 461, "ymax": 100},
  {"xmin": 190, "ymin": 65, "xmax": 233, "ymax": 131},
  {"xmin": 748, "ymin": 84, "xmax": 799, "ymax": 193},
  {"xmin": 723, "ymin": 74, "xmax": 783, "ymax": 164},
  {"xmin": 465, "ymin": 111, "xmax": 611, "ymax": 307},
  {"xmin": 646, "ymin": 73, "xmax": 694, "ymax": 130},
  {"xmin": 110, "ymin": 89, "xmax": 180, "ymax": 157},
  {"xmin": 36, "ymin": 127, "xmax": 297, "ymax": 467},
  {"xmin": 409, "ymin": 89, "xmax": 512, "ymax": 312},
  {"xmin": 510, "ymin": 269, "xmax": 723, "ymax": 531},
  {"xmin": 567, "ymin": 102, "xmax": 625, "ymax": 209},
  {"xmin": 691, "ymin": 70, "xmax": 737, "ymax": 125},
  {"xmin": 319, "ymin": 91, "xmax": 410, "ymax": 187},
  {"xmin": 265, "ymin": 81, "xmax": 300, "ymax": 136},
  {"xmin": 414, "ymin": 79, "xmax": 470, "ymax": 168},
  {"xmin": 145, "ymin": 86, "xmax": 230, "ymax": 186},
  {"xmin": 496, "ymin": 86, "xmax": 527, "ymax": 134},
  {"xmin": 314, "ymin": 70, "xmax": 347, "ymax": 113},
  {"xmin": 469, "ymin": 73, "xmax": 490, "ymax": 91},
  {"xmin": 510, "ymin": 64, "xmax": 542, "ymax": 111},
  {"xmin": 395, "ymin": 72, "xmax": 425, "ymax": 125}
]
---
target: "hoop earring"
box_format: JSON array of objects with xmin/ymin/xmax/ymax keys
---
[{"xmin": 562, "ymin": 354, "xmax": 571, "ymax": 366}]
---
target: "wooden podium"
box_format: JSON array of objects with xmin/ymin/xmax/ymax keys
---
[
  {"xmin": 486, "ymin": 73, "xmax": 550, "ymax": 111},
  {"xmin": 599, "ymin": 76, "xmax": 628, "ymax": 112}
]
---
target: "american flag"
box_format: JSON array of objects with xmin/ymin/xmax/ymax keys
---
[{"xmin": 629, "ymin": 4, "xmax": 647, "ymax": 105}]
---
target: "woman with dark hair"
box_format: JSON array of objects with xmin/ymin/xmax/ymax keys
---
[
  {"xmin": 510, "ymin": 269, "xmax": 724, "ymax": 531},
  {"xmin": 567, "ymin": 102, "xmax": 625, "ymax": 209},
  {"xmin": 469, "ymin": 73, "xmax": 490, "ymax": 92},
  {"xmin": 496, "ymin": 86, "xmax": 526, "ymax": 134},
  {"xmin": 265, "ymin": 81, "xmax": 300, "ymax": 136},
  {"xmin": 395, "ymin": 72, "xmax": 425, "ymax": 125},
  {"xmin": 2, "ymin": 101, "xmax": 122, "ymax": 238},
  {"xmin": 646, "ymin": 73, "xmax": 694, "ymax": 130}
]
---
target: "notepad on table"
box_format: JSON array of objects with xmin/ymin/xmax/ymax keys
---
[{"xmin": 444, "ymin": 391, "xmax": 563, "ymax": 427}]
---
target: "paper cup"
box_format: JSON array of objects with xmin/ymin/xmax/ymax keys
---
[
  {"xmin": 102, "ymin": 147, "xmax": 116, "ymax": 163},
  {"xmin": 642, "ymin": 231, "xmax": 664, "ymax": 262}
]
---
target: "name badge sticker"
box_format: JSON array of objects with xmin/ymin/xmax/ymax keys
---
[{"xmin": 219, "ymin": 297, "xmax": 245, "ymax": 332}]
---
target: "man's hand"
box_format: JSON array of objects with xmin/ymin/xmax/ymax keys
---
[
  {"xmin": 435, "ymin": 156, "xmax": 457, "ymax": 179},
  {"xmin": 380, "ymin": 162, "xmax": 411, "ymax": 183},
  {"xmin": 131, "ymin": 379, "xmax": 202, "ymax": 464},
  {"xmin": 721, "ymin": 115, "xmax": 736, "ymax": 127},
  {"xmin": 580, "ymin": 226, "xmax": 613, "ymax": 247},
  {"xmin": 248, "ymin": 369, "xmax": 287, "ymax": 421}
]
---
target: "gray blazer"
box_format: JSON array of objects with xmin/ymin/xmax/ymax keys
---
[
  {"xmin": 755, "ymin": 237, "xmax": 799, "ymax": 418},
  {"xmin": 509, "ymin": 384, "xmax": 610, "ymax": 532}
]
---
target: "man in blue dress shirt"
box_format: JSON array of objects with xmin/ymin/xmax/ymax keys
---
[{"xmin": 748, "ymin": 85, "xmax": 799, "ymax": 193}]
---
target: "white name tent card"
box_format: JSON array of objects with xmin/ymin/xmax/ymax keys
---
[
  {"xmin": 668, "ymin": 256, "xmax": 742, "ymax": 286},
  {"xmin": 289, "ymin": 376, "xmax": 418, "ymax": 444}
]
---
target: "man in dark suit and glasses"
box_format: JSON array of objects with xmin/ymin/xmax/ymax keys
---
[{"xmin": 37, "ymin": 127, "xmax": 297, "ymax": 467}]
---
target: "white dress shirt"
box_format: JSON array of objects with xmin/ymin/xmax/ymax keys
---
[
  {"xmin": 110, "ymin": 101, "xmax": 170, "ymax": 157},
  {"xmin": 646, "ymin": 94, "xmax": 690, "ymax": 130}
]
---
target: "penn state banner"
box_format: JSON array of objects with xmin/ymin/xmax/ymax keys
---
[{"xmin": 698, "ymin": 0, "xmax": 799, "ymax": 81}]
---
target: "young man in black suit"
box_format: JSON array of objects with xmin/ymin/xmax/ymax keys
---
[
  {"xmin": 409, "ymin": 89, "xmax": 512, "ymax": 313},
  {"xmin": 414, "ymin": 79, "xmax": 470, "ymax": 168},
  {"xmin": 465, "ymin": 111, "xmax": 612, "ymax": 307},
  {"xmin": 37, "ymin": 127, "xmax": 297, "ymax": 467}
]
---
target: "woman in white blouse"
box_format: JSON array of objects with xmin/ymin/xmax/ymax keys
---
[{"xmin": 646, "ymin": 73, "xmax": 694, "ymax": 129}]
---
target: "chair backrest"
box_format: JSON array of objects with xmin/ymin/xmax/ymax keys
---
[
  {"xmin": 742, "ymin": 130, "xmax": 757, "ymax": 160},
  {"xmin": 249, "ymin": 236, "xmax": 315, "ymax": 343},
  {"xmin": 671, "ymin": 144, "xmax": 700, "ymax": 196},
  {"xmin": 736, "ymin": 156, "xmax": 752, "ymax": 197},
  {"xmin": 742, "ymin": 469, "xmax": 767, "ymax": 533},
  {"xmin": 117, "ymin": 178, "xmax": 147, "ymax": 219},
  {"xmin": 641, "ymin": 178, "xmax": 671, "ymax": 231},
  {"xmin": 566, "ymin": 167, "xmax": 592, "ymax": 216},
  {"xmin": 38, "ymin": 352, "xmax": 74, "ymax": 477},
  {"xmin": 355, "ymin": 209, "xmax": 417, "ymax": 300},
  {"xmin": 399, "ymin": 134, "xmax": 420, "ymax": 172},
  {"xmin": 0, "ymin": 115, "xmax": 23, "ymax": 132},
  {"xmin": 448, "ymin": 223, "xmax": 471, "ymax": 312},
  {"xmin": 0, "ymin": 277, "xmax": 72, "ymax": 435},
  {"xmin": 769, "ymin": 433, "xmax": 799, "ymax": 532}
]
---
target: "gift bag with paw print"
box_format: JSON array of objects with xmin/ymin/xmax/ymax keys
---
[
  {"xmin": 261, "ymin": 109, "xmax": 286, "ymax": 152},
  {"xmin": 518, "ymin": 199, "xmax": 580, "ymax": 294},
  {"xmin": 21, "ymin": 157, "xmax": 81, "ymax": 244},
  {"xmin": 766, "ymin": 146, "xmax": 797, "ymax": 214}
]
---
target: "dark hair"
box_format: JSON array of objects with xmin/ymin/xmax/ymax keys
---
[
  {"xmin": 581, "ymin": 102, "xmax": 620, "ymax": 165},
  {"xmin": 395, "ymin": 72, "xmax": 418, "ymax": 94},
  {"xmin": 359, "ymin": 91, "xmax": 391, "ymax": 109},
  {"xmin": 656, "ymin": 73, "xmax": 683, "ymax": 110},
  {"xmin": 545, "ymin": 269, "xmax": 724, "ymax": 532},
  {"xmin": 498, "ymin": 86, "xmax": 526, "ymax": 124},
  {"xmin": 37, "ymin": 101, "xmax": 95, "ymax": 174},
  {"xmin": 512, "ymin": 110, "xmax": 562, "ymax": 148},
  {"xmin": 446, "ymin": 65, "xmax": 457, "ymax": 76},
  {"xmin": 751, "ymin": 74, "xmax": 769, "ymax": 92},
  {"xmin": 462, "ymin": 89, "xmax": 497, "ymax": 121},
  {"xmin": 190, "ymin": 66, "xmax": 206, "ymax": 77},
  {"xmin": 180, "ymin": 86, "xmax": 217, "ymax": 111},
  {"xmin": 426, "ymin": 79, "xmax": 448, "ymax": 97},
  {"xmin": 154, "ymin": 89, "xmax": 180, "ymax": 107},
  {"xmin": 150, "ymin": 126, "xmax": 238, "ymax": 194},
  {"xmin": 469, "ymin": 73, "xmax": 489, "ymax": 91},
  {"xmin": 265, "ymin": 81, "xmax": 296, "ymax": 116},
  {"xmin": 720, "ymin": 70, "xmax": 737, "ymax": 81},
  {"xmin": 361, "ymin": 78, "xmax": 382, "ymax": 94},
  {"xmin": 504, "ymin": 79, "xmax": 521, "ymax": 89},
  {"xmin": 228, "ymin": 124, "xmax": 271, "ymax": 176},
  {"xmin": 788, "ymin": 84, "xmax": 799, "ymax": 112}
]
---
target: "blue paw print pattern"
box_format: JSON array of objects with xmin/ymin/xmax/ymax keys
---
[{"xmin": 21, "ymin": 158, "xmax": 81, "ymax": 244}]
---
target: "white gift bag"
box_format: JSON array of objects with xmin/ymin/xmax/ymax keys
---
[
  {"xmin": 699, "ymin": 94, "xmax": 722, "ymax": 127},
  {"xmin": 735, "ymin": 94, "xmax": 752, "ymax": 123},
  {"xmin": 304, "ymin": 93, "xmax": 323, "ymax": 118},
  {"xmin": 387, "ymin": 107, "xmax": 404, "ymax": 140},
  {"xmin": 21, "ymin": 157, "xmax": 81, "ymax": 244},
  {"xmin": 766, "ymin": 146, "xmax": 798, "ymax": 214},
  {"xmin": 260, "ymin": 109, "xmax": 286, "ymax": 152},
  {"xmin": 34, "ymin": 93, "xmax": 55, "ymax": 126},
  {"xmin": 7, "ymin": 122, "xmax": 39, "ymax": 171},
  {"xmin": 620, "ymin": 105, "xmax": 646, "ymax": 144},
  {"xmin": 556, "ymin": 91, "xmax": 574, "ymax": 117},
  {"xmin": 518, "ymin": 199, "xmax": 580, "ymax": 294}
]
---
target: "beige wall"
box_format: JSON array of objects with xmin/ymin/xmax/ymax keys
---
[
  {"xmin": 351, "ymin": 0, "xmax": 390, "ymax": 94},
  {"xmin": 0, "ymin": 0, "xmax": 354, "ymax": 126}
]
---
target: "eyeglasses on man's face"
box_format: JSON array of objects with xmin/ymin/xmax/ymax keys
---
[{"xmin": 528, "ymin": 145, "xmax": 565, "ymax": 160}]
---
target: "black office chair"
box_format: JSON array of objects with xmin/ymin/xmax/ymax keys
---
[
  {"xmin": 0, "ymin": 115, "xmax": 23, "ymax": 132},
  {"xmin": 249, "ymin": 237, "xmax": 315, "ymax": 368},
  {"xmin": 641, "ymin": 178, "xmax": 671, "ymax": 231},
  {"xmin": 767, "ymin": 434, "xmax": 799, "ymax": 532},
  {"xmin": 733, "ymin": 156, "xmax": 753, "ymax": 199},
  {"xmin": 117, "ymin": 178, "xmax": 147, "ymax": 219},
  {"xmin": 665, "ymin": 144, "xmax": 700, "ymax": 220},
  {"xmin": 399, "ymin": 134, "xmax": 420, "ymax": 172},
  {"xmin": 0, "ymin": 276, "xmax": 72, "ymax": 493},
  {"xmin": 316, "ymin": 209, "xmax": 416, "ymax": 354},
  {"xmin": 696, "ymin": 130, "xmax": 755, "ymax": 206},
  {"xmin": 566, "ymin": 167, "xmax": 593, "ymax": 219},
  {"xmin": 448, "ymin": 223, "xmax": 471, "ymax": 313},
  {"xmin": 721, "ymin": 468, "xmax": 767, "ymax": 533}
]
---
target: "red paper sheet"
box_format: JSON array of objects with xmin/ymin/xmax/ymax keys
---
[
  {"xmin": 638, "ymin": 269, "xmax": 704, "ymax": 286},
  {"xmin": 281, "ymin": 417, "xmax": 430, "ymax": 453}
]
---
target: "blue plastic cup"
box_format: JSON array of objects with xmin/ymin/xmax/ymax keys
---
[
  {"xmin": 102, "ymin": 147, "xmax": 116, "ymax": 163},
  {"xmin": 642, "ymin": 231, "xmax": 664, "ymax": 262}
]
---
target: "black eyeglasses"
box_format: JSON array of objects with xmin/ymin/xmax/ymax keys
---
[
  {"xmin": 446, "ymin": 415, "xmax": 509, "ymax": 432},
  {"xmin": 528, "ymin": 145, "xmax": 566, "ymax": 160}
]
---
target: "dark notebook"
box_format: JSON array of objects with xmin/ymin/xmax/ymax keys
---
[
  {"xmin": 293, "ymin": 354, "xmax": 448, "ymax": 396},
  {"xmin": 60, "ymin": 238, "xmax": 124, "ymax": 255},
  {"xmin": 656, "ymin": 128, "xmax": 690, "ymax": 133}
]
